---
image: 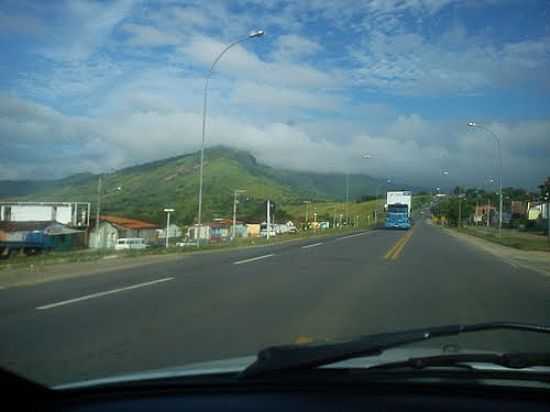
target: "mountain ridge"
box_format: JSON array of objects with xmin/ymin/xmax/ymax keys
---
[{"xmin": 0, "ymin": 146, "xmax": 415, "ymax": 224}]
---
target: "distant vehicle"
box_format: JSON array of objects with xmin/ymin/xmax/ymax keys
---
[
  {"xmin": 114, "ymin": 238, "xmax": 148, "ymax": 250},
  {"xmin": 175, "ymin": 240, "xmax": 197, "ymax": 247},
  {"xmin": 384, "ymin": 191, "xmax": 412, "ymax": 230},
  {"xmin": 260, "ymin": 222, "xmax": 276, "ymax": 237}
]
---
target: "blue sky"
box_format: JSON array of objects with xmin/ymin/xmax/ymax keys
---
[{"xmin": 1, "ymin": 0, "xmax": 549, "ymax": 189}]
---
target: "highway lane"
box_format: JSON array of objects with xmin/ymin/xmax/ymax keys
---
[
  {"xmin": 1, "ymin": 221, "xmax": 549, "ymax": 386},
  {"xmin": 0, "ymin": 231, "xmax": 382, "ymax": 316}
]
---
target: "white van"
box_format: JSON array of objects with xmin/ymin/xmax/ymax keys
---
[{"xmin": 114, "ymin": 238, "xmax": 148, "ymax": 251}]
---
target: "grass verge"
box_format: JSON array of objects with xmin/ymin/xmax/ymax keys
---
[
  {"xmin": 0, "ymin": 225, "xmax": 374, "ymax": 272},
  {"xmin": 455, "ymin": 225, "xmax": 550, "ymax": 252}
]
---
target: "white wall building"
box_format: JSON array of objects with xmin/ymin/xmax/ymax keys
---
[{"xmin": 0, "ymin": 202, "xmax": 90, "ymax": 227}]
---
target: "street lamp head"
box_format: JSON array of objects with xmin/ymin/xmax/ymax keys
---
[
  {"xmin": 467, "ymin": 121, "xmax": 478, "ymax": 127},
  {"xmin": 163, "ymin": 208, "xmax": 175, "ymax": 213},
  {"xmin": 249, "ymin": 30, "xmax": 265, "ymax": 38}
]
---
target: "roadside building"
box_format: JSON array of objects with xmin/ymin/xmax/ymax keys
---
[
  {"xmin": 89, "ymin": 215, "xmax": 160, "ymax": 249},
  {"xmin": 474, "ymin": 205, "xmax": 497, "ymax": 225},
  {"xmin": 0, "ymin": 221, "xmax": 86, "ymax": 251},
  {"xmin": 0, "ymin": 201, "xmax": 90, "ymax": 227},
  {"xmin": 156, "ymin": 224, "xmax": 183, "ymax": 240},
  {"xmin": 527, "ymin": 202, "xmax": 549, "ymax": 231},
  {"xmin": 511, "ymin": 201, "xmax": 526, "ymax": 218},
  {"xmin": 246, "ymin": 223, "xmax": 261, "ymax": 238},
  {"xmin": 187, "ymin": 224, "xmax": 210, "ymax": 242}
]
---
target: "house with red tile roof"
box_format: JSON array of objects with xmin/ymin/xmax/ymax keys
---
[{"xmin": 89, "ymin": 215, "xmax": 160, "ymax": 249}]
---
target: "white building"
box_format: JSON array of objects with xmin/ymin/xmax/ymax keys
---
[
  {"xmin": 0, "ymin": 202, "xmax": 90, "ymax": 227},
  {"xmin": 89, "ymin": 215, "xmax": 160, "ymax": 249},
  {"xmin": 156, "ymin": 224, "xmax": 183, "ymax": 239}
]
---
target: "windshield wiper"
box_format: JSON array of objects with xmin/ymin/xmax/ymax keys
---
[
  {"xmin": 367, "ymin": 352, "xmax": 550, "ymax": 371},
  {"xmin": 241, "ymin": 322, "xmax": 550, "ymax": 378}
]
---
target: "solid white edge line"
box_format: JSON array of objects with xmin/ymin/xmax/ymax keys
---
[
  {"xmin": 233, "ymin": 254, "xmax": 274, "ymax": 265},
  {"xmin": 36, "ymin": 277, "xmax": 174, "ymax": 310},
  {"xmin": 302, "ymin": 242, "xmax": 323, "ymax": 249}
]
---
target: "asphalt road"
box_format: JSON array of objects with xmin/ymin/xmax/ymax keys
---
[{"xmin": 1, "ymin": 219, "xmax": 550, "ymax": 386}]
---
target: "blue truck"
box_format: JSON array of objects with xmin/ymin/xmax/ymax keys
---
[
  {"xmin": 384, "ymin": 191, "xmax": 412, "ymax": 230},
  {"xmin": 0, "ymin": 231, "xmax": 54, "ymax": 260}
]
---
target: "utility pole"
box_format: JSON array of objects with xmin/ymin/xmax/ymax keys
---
[
  {"xmin": 487, "ymin": 197, "xmax": 491, "ymax": 228},
  {"xmin": 304, "ymin": 200, "xmax": 311, "ymax": 230},
  {"xmin": 232, "ymin": 192, "xmax": 238, "ymax": 240},
  {"xmin": 266, "ymin": 200, "xmax": 271, "ymax": 240},
  {"xmin": 345, "ymin": 171, "xmax": 349, "ymax": 225},
  {"xmin": 95, "ymin": 175, "xmax": 102, "ymax": 229},
  {"xmin": 95, "ymin": 175, "xmax": 102, "ymax": 248},
  {"xmin": 458, "ymin": 194, "xmax": 463, "ymax": 229},
  {"xmin": 232, "ymin": 190, "xmax": 246, "ymax": 240},
  {"xmin": 163, "ymin": 209, "xmax": 175, "ymax": 248}
]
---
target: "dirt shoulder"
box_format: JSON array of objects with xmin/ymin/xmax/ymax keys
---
[
  {"xmin": 0, "ymin": 253, "xmax": 189, "ymax": 289},
  {"xmin": 435, "ymin": 223, "xmax": 550, "ymax": 277}
]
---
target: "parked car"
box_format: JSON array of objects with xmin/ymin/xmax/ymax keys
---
[
  {"xmin": 114, "ymin": 238, "xmax": 148, "ymax": 251},
  {"xmin": 175, "ymin": 240, "xmax": 197, "ymax": 247}
]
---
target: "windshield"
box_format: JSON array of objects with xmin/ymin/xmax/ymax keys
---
[
  {"xmin": 388, "ymin": 205, "xmax": 408, "ymax": 213},
  {"xmin": 1, "ymin": 0, "xmax": 550, "ymax": 388}
]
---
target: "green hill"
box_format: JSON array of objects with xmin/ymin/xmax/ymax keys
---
[{"xmin": 0, "ymin": 146, "xmax": 406, "ymax": 225}]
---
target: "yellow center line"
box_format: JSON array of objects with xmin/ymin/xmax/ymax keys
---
[
  {"xmin": 384, "ymin": 232, "xmax": 408, "ymax": 259},
  {"xmin": 391, "ymin": 227, "xmax": 415, "ymax": 260},
  {"xmin": 384, "ymin": 227, "xmax": 416, "ymax": 260}
]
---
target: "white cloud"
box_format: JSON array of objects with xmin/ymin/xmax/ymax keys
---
[
  {"xmin": 39, "ymin": 0, "xmax": 134, "ymax": 61},
  {"xmin": 271, "ymin": 34, "xmax": 322, "ymax": 61},
  {"xmin": 2, "ymin": 94, "xmax": 548, "ymax": 190},
  {"xmin": 122, "ymin": 23, "xmax": 179, "ymax": 47},
  {"xmin": 231, "ymin": 81, "xmax": 341, "ymax": 111},
  {"xmin": 180, "ymin": 35, "xmax": 340, "ymax": 88},
  {"xmin": 349, "ymin": 26, "xmax": 550, "ymax": 95}
]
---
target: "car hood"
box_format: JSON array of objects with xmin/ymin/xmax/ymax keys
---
[{"xmin": 54, "ymin": 346, "xmax": 525, "ymax": 390}]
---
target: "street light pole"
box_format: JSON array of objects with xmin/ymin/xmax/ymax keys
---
[
  {"xmin": 232, "ymin": 189, "xmax": 246, "ymax": 240},
  {"xmin": 375, "ymin": 178, "xmax": 391, "ymax": 224},
  {"xmin": 196, "ymin": 30, "xmax": 264, "ymax": 248},
  {"xmin": 96, "ymin": 174, "xmax": 102, "ymax": 231},
  {"xmin": 163, "ymin": 209, "xmax": 175, "ymax": 249},
  {"xmin": 346, "ymin": 153, "xmax": 373, "ymax": 225},
  {"xmin": 304, "ymin": 200, "xmax": 311, "ymax": 230},
  {"xmin": 344, "ymin": 169, "xmax": 349, "ymax": 225},
  {"xmin": 95, "ymin": 174, "xmax": 122, "ymax": 248},
  {"xmin": 467, "ymin": 122, "xmax": 503, "ymax": 236}
]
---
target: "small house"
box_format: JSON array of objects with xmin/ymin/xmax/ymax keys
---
[{"xmin": 89, "ymin": 215, "xmax": 160, "ymax": 249}]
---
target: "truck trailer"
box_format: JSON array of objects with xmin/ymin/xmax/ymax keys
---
[{"xmin": 384, "ymin": 191, "xmax": 412, "ymax": 230}]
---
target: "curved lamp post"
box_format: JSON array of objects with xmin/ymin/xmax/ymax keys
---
[
  {"xmin": 196, "ymin": 30, "xmax": 265, "ymax": 246},
  {"xmin": 467, "ymin": 122, "xmax": 503, "ymax": 236}
]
